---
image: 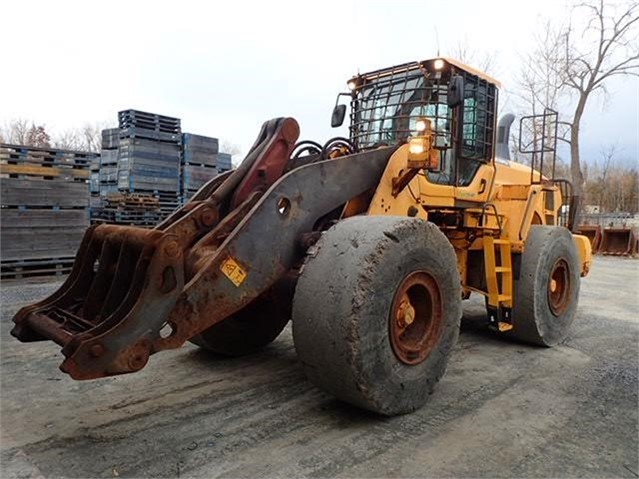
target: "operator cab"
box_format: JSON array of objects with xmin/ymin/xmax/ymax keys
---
[{"xmin": 332, "ymin": 58, "xmax": 499, "ymax": 187}]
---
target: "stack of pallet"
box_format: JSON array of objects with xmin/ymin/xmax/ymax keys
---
[
  {"xmin": 91, "ymin": 110, "xmax": 236, "ymax": 227},
  {"xmin": 116, "ymin": 110, "xmax": 181, "ymax": 219},
  {"xmin": 91, "ymin": 111, "xmax": 182, "ymax": 226},
  {"xmin": 91, "ymin": 192, "xmax": 161, "ymax": 227},
  {"xmin": 0, "ymin": 144, "xmax": 94, "ymax": 279},
  {"xmin": 88, "ymin": 155, "xmax": 101, "ymax": 209},
  {"xmin": 98, "ymin": 128, "xmax": 119, "ymax": 201},
  {"xmin": 117, "ymin": 110, "xmax": 182, "ymax": 216},
  {"xmin": 181, "ymin": 133, "xmax": 232, "ymax": 202}
]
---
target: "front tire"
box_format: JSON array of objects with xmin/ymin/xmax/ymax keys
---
[
  {"xmin": 190, "ymin": 281, "xmax": 292, "ymax": 356},
  {"xmin": 292, "ymin": 216, "xmax": 461, "ymax": 415},
  {"xmin": 511, "ymin": 226, "xmax": 581, "ymax": 346}
]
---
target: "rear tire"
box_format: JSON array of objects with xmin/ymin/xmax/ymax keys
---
[
  {"xmin": 292, "ymin": 216, "xmax": 461, "ymax": 415},
  {"xmin": 511, "ymin": 226, "xmax": 580, "ymax": 346}
]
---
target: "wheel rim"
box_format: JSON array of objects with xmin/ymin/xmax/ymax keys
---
[
  {"xmin": 389, "ymin": 271, "xmax": 443, "ymax": 365},
  {"xmin": 548, "ymin": 258, "xmax": 571, "ymax": 316}
]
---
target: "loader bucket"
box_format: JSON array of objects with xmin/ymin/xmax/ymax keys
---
[
  {"xmin": 576, "ymin": 224, "xmax": 602, "ymax": 253},
  {"xmin": 599, "ymin": 227, "xmax": 637, "ymax": 256}
]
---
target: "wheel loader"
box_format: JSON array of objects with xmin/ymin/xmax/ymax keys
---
[{"xmin": 11, "ymin": 57, "xmax": 592, "ymax": 415}]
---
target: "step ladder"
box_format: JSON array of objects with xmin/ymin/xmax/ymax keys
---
[{"xmin": 483, "ymin": 236, "xmax": 513, "ymax": 332}]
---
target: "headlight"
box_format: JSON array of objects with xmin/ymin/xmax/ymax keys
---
[
  {"xmin": 415, "ymin": 118, "xmax": 429, "ymax": 134},
  {"xmin": 347, "ymin": 79, "xmax": 357, "ymax": 91},
  {"xmin": 433, "ymin": 58, "xmax": 445, "ymax": 70},
  {"xmin": 409, "ymin": 139, "xmax": 426, "ymax": 155}
]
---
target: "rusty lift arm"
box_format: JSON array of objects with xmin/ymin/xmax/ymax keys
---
[{"xmin": 11, "ymin": 117, "xmax": 395, "ymax": 380}]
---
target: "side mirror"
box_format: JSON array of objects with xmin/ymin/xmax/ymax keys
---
[
  {"xmin": 331, "ymin": 104, "xmax": 347, "ymax": 128},
  {"xmin": 447, "ymin": 75, "xmax": 465, "ymax": 108}
]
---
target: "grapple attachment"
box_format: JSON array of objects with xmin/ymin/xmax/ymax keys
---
[
  {"xmin": 12, "ymin": 225, "xmax": 185, "ymax": 379},
  {"xmin": 11, "ymin": 117, "xmax": 301, "ymax": 379}
]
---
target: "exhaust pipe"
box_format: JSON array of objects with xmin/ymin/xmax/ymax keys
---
[{"xmin": 496, "ymin": 113, "xmax": 515, "ymax": 161}]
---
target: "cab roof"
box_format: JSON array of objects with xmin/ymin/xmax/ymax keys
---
[{"xmin": 355, "ymin": 57, "xmax": 502, "ymax": 89}]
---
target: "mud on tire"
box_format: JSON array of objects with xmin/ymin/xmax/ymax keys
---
[
  {"xmin": 292, "ymin": 216, "xmax": 462, "ymax": 415},
  {"xmin": 511, "ymin": 225, "xmax": 581, "ymax": 346}
]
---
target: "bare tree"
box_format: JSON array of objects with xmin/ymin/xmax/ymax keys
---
[
  {"xmin": 584, "ymin": 144, "xmax": 639, "ymax": 213},
  {"xmin": 515, "ymin": 22, "xmax": 575, "ymax": 176},
  {"xmin": 451, "ymin": 38, "xmax": 498, "ymax": 75},
  {"xmin": 2, "ymin": 119, "xmax": 110, "ymax": 151},
  {"xmin": 25, "ymin": 125, "xmax": 52, "ymax": 148},
  {"xmin": 54, "ymin": 122, "xmax": 112, "ymax": 152},
  {"xmin": 54, "ymin": 129, "xmax": 83, "ymax": 151},
  {"xmin": 220, "ymin": 140, "xmax": 242, "ymax": 167},
  {"xmin": 1, "ymin": 119, "xmax": 32, "ymax": 145},
  {"xmin": 0, "ymin": 120, "xmax": 52, "ymax": 147},
  {"xmin": 557, "ymin": 0, "xmax": 638, "ymax": 198}
]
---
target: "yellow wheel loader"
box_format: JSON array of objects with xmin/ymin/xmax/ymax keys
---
[{"xmin": 12, "ymin": 58, "xmax": 592, "ymax": 415}]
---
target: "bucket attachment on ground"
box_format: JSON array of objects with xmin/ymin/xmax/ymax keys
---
[{"xmin": 599, "ymin": 227, "xmax": 637, "ymax": 256}]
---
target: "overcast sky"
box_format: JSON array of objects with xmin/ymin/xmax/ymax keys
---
[{"xmin": 2, "ymin": 0, "xmax": 637, "ymax": 166}]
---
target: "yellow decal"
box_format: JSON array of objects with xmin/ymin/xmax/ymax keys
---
[{"xmin": 220, "ymin": 257, "xmax": 247, "ymax": 287}]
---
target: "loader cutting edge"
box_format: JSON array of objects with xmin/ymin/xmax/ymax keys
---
[{"xmin": 11, "ymin": 116, "xmax": 396, "ymax": 380}]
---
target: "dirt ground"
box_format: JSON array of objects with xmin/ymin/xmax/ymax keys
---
[{"xmin": 1, "ymin": 256, "xmax": 637, "ymax": 478}]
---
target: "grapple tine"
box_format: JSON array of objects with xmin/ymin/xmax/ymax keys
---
[
  {"xmin": 82, "ymin": 234, "xmax": 122, "ymax": 321},
  {"xmin": 96, "ymin": 237, "xmax": 144, "ymax": 321}
]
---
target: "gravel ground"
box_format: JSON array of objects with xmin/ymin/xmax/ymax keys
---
[{"xmin": 1, "ymin": 256, "xmax": 637, "ymax": 478}]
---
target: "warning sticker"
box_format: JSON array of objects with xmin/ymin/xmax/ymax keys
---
[{"xmin": 220, "ymin": 257, "xmax": 247, "ymax": 287}]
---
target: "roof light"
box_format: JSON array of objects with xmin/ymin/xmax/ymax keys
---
[{"xmin": 433, "ymin": 58, "xmax": 445, "ymax": 70}]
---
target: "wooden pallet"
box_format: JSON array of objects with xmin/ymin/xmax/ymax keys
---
[
  {"xmin": 1, "ymin": 177, "xmax": 90, "ymax": 208},
  {"xmin": 1, "ymin": 209, "xmax": 88, "ymax": 261},
  {"xmin": 105, "ymin": 192, "xmax": 160, "ymax": 208},
  {"xmin": 1, "ymin": 257, "xmax": 75, "ymax": 280},
  {"xmin": 0, "ymin": 163, "xmax": 90, "ymax": 179}
]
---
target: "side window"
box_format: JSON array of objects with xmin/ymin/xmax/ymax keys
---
[{"xmin": 460, "ymin": 78, "xmax": 494, "ymax": 161}]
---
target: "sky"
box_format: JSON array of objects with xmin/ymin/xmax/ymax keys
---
[{"xmin": 2, "ymin": 0, "xmax": 638, "ymax": 167}]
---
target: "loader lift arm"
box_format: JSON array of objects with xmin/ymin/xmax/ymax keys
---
[{"xmin": 11, "ymin": 117, "xmax": 395, "ymax": 380}]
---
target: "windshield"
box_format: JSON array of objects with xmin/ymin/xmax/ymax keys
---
[{"xmin": 349, "ymin": 64, "xmax": 452, "ymax": 150}]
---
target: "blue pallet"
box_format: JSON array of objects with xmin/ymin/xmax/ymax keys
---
[
  {"xmin": 119, "ymin": 127, "xmax": 181, "ymax": 144},
  {"xmin": 118, "ymin": 151, "xmax": 181, "ymax": 163},
  {"xmin": 182, "ymin": 133, "xmax": 219, "ymax": 151},
  {"xmin": 117, "ymin": 178, "xmax": 180, "ymax": 193},
  {"xmin": 118, "ymin": 166, "xmax": 180, "ymax": 179}
]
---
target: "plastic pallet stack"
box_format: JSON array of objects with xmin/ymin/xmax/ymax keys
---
[
  {"xmin": 0, "ymin": 143, "xmax": 94, "ymax": 279},
  {"xmin": 91, "ymin": 110, "xmax": 236, "ymax": 227},
  {"xmin": 99, "ymin": 127, "xmax": 120, "ymax": 200},
  {"xmin": 180, "ymin": 133, "xmax": 233, "ymax": 203},
  {"xmin": 117, "ymin": 110, "xmax": 182, "ymax": 218},
  {"xmin": 88, "ymin": 155, "xmax": 101, "ymax": 209}
]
